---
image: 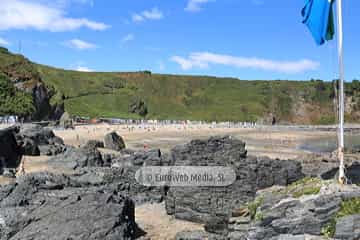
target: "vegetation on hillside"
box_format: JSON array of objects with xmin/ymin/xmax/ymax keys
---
[
  {"xmin": 0, "ymin": 73, "xmax": 34, "ymax": 117},
  {"xmin": 37, "ymin": 65, "xmax": 349, "ymax": 123},
  {"xmin": 1, "ymin": 47, "xmax": 360, "ymax": 123}
]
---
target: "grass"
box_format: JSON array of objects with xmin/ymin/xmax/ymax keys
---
[
  {"xmin": 321, "ymin": 197, "xmax": 360, "ymax": 238},
  {"xmin": 281, "ymin": 177, "xmax": 322, "ymax": 198},
  {"xmin": 37, "ymin": 66, "xmax": 340, "ymax": 122},
  {"xmin": 1, "ymin": 47, "xmax": 360, "ymax": 123},
  {"xmin": 246, "ymin": 197, "xmax": 263, "ymax": 220}
]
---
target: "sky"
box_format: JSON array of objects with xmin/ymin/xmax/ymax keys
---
[{"xmin": 0, "ymin": 0, "xmax": 359, "ymax": 81}]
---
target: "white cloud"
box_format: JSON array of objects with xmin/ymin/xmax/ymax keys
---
[
  {"xmin": 121, "ymin": 33, "xmax": 134, "ymax": 43},
  {"xmin": 65, "ymin": 39, "xmax": 97, "ymax": 50},
  {"xmin": 0, "ymin": 0, "xmax": 109, "ymax": 31},
  {"xmin": 132, "ymin": 7, "xmax": 163, "ymax": 22},
  {"xmin": 76, "ymin": 66, "xmax": 93, "ymax": 72},
  {"xmin": 185, "ymin": 0, "xmax": 211, "ymax": 12},
  {"xmin": 0, "ymin": 37, "xmax": 10, "ymax": 46},
  {"xmin": 171, "ymin": 52, "xmax": 320, "ymax": 74},
  {"xmin": 51, "ymin": 0, "xmax": 94, "ymax": 7}
]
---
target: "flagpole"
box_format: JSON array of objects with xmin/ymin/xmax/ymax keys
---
[{"xmin": 336, "ymin": 0, "xmax": 346, "ymax": 184}]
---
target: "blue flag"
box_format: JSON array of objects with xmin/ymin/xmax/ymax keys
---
[{"xmin": 302, "ymin": 0, "xmax": 335, "ymax": 45}]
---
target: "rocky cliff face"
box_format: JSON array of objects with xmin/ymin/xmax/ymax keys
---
[{"xmin": 0, "ymin": 48, "xmax": 63, "ymax": 120}]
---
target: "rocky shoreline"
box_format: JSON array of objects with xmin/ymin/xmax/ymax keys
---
[{"xmin": 0, "ymin": 124, "xmax": 359, "ymax": 239}]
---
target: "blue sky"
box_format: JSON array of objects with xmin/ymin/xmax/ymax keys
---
[{"xmin": 0, "ymin": 0, "xmax": 359, "ymax": 81}]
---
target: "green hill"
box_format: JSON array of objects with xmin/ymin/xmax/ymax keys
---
[{"xmin": 1, "ymin": 47, "xmax": 359, "ymax": 124}]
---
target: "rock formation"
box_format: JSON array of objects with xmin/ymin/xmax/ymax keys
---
[
  {"xmin": 0, "ymin": 48, "xmax": 64, "ymax": 121},
  {"xmin": 48, "ymin": 143, "xmax": 166, "ymax": 204},
  {"xmin": 1, "ymin": 132, "xmax": 360, "ymax": 240},
  {"xmin": 0, "ymin": 127, "xmax": 22, "ymax": 173},
  {"xmin": 226, "ymin": 182, "xmax": 360, "ymax": 240},
  {"xmin": 165, "ymin": 136, "xmax": 304, "ymax": 230},
  {"xmin": 15, "ymin": 124, "xmax": 66, "ymax": 156},
  {"xmin": 104, "ymin": 131, "xmax": 126, "ymax": 151},
  {"xmin": 49, "ymin": 145, "xmax": 103, "ymax": 170},
  {"xmin": 59, "ymin": 112, "xmax": 73, "ymax": 129},
  {"xmin": 0, "ymin": 172, "xmax": 137, "ymax": 240}
]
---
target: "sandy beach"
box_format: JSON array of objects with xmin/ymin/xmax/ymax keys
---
[{"xmin": 53, "ymin": 123, "xmax": 335, "ymax": 158}]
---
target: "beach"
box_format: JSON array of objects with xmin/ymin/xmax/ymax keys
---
[{"xmin": 52, "ymin": 123, "xmax": 337, "ymax": 158}]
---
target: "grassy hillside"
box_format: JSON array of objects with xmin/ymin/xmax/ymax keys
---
[
  {"xmin": 1, "ymin": 47, "xmax": 359, "ymax": 124},
  {"xmin": 36, "ymin": 65, "xmax": 340, "ymax": 123}
]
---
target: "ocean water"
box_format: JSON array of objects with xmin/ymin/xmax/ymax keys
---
[{"xmin": 299, "ymin": 134, "xmax": 360, "ymax": 153}]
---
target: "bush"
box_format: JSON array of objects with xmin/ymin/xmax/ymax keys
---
[{"xmin": 0, "ymin": 74, "xmax": 35, "ymax": 117}]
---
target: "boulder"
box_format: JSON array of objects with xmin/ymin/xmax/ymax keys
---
[
  {"xmin": 48, "ymin": 146, "xmax": 103, "ymax": 170},
  {"xmin": 334, "ymin": 214, "xmax": 360, "ymax": 240},
  {"xmin": 49, "ymin": 147, "xmax": 166, "ymax": 204},
  {"xmin": 38, "ymin": 144, "xmax": 67, "ymax": 156},
  {"xmin": 83, "ymin": 139, "xmax": 105, "ymax": 150},
  {"xmin": 0, "ymin": 172, "xmax": 137, "ymax": 240},
  {"xmin": 296, "ymin": 152, "xmax": 360, "ymax": 179},
  {"xmin": 321, "ymin": 162, "xmax": 360, "ymax": 185},
  {"xmin": 165, "ymin": 136, "xmax": 304, "ymax": 227},
  {"xmin": 0, "ymin": 127, "xmax": 22, "ymax": 172},
  {"xmin": 111, "ymin": 148, "xmax": 163, "ymax": 167},
  {"xmin": 104, "ymin": 131, "xmax": 126, "ymax": 151},
  {"xmin": 22, "ymin": 138, "xmax": 40, "ymax": 155},
  {"xmin": 16, "ymin": 124, "xmax": 66, "ymax": 156},
  {"xmin": 108, "ymin": 148, "xmax": 166, "ymax": 204},
  {"xmin": 59, "ymin": 112, "xmax": 73, "ymax": 129}
]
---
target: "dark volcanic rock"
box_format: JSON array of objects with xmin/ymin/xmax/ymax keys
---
[
  {"xmin": 165, "ymin": 136, "xmax": 304, "ymax": 230},
  {"xmin": 104, "ymin": 131, "xmax": 126, "ymax": 151},
  {"xmin": 69, "ymin": 166, "xmax": 165, "ymax": 204},
  {"xmin": 112, "ymin": 148, "xmax": 163, "ymax": 167},
  {"xmin": 0, "ymin": 172, "xmax": 137, "ymax": 240},
  {"xmin": 22, "ymin": 138, "xmax": 40, "ymax": 155},
  {"xmin": 297, "ymin": 152, "xmax": 360, "ymax": 179},
  {"xmin": 49, "ymin": 146, "xmax": 103, "ymax": 170},
  {"xmin": 321, "ymin": 162, "xmax": 360, "ymax": 185},
  {"xmin": 0, "ymin": 127, "xmax": 22, "ymax": 171},
  {"xmin": 32, "ymin": 82, "xmax": 52, "ymax": 120},
  {"xmin": 83, "ymin": 140, "xmax": 105, "ymax": 150},
  {"xmin": 108, "ymin": 148, "xmax": 167, "ymax": 204},
  {"xmin": 16, "ymin": 124, "xmax": 66, "ymax": 156},
  {"xmin": 49, "ymin": 146, "xmax": 167, "ymax": 204}
]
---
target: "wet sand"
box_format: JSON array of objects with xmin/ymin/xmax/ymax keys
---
[{"xmin": 135, "ymin": 203, "xmax": 204, "ymax": 239}]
